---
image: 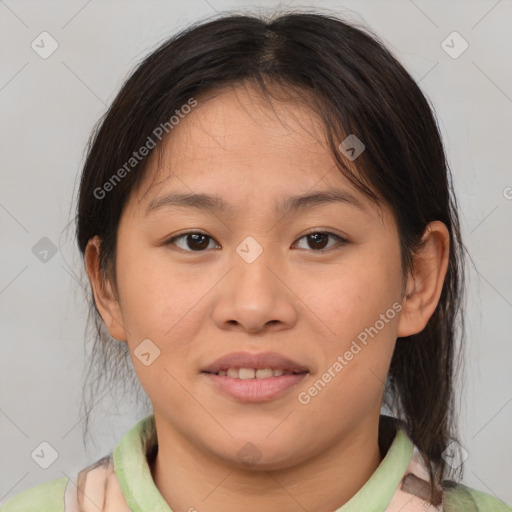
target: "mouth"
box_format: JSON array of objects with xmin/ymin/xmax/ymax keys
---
[
  {"xmin": 201, "ymin": 350, "xmax": 309, "ymax": 375},
  {"xmin": 201, "ymin": 351, "xmax": 309, "ymax": 402},
  {"xmin": 203, "ymin": 368, "xmax": 305, "ymax": 378}
]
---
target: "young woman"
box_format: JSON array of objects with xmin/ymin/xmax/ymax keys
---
[{"xmin": 2, "ymin": 10, "xmax": 510, "ymax": 512}]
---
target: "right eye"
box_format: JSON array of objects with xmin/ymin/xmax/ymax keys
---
[{"xmin": 163, "ymin": 231, "xmax": 220, "ymax": 252}]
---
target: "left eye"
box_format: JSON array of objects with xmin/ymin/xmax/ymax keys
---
[
  {"xmin": 293, "ymin": 231, "xmax": 347, "ymax": 251},
  {"xmin": 164, "ymin": 231, "xmax": 347, "ymax": 252}
]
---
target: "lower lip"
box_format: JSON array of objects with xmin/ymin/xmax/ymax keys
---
[{"xmin": 201, "ymin": 372, "xmax": 308, "ymax": 402}]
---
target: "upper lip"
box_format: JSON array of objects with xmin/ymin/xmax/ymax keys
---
[{"xmin": 201, "ymin": 351, "xmax": 309, "ymax": 374}]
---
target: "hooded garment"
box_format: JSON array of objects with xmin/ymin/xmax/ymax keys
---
[{"xmin": 1, "ymin": 414, "xmax": 510, "ymax": 512}]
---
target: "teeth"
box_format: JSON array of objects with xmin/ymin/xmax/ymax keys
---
[
  {"xmin": 256, "ymin": 369, "xmax": 273, "ymax": 379},
  {"xmin": 239, "ymin": 368, "xmax": 255, "ymax": 379},
  {"xmin": 215, "ymin": 368, "xmax": 295, "ymax": 379}
]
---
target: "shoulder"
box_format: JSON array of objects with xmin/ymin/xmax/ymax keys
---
[
  {"xmin": 0, "ymin": 453, "xmax": 133, "ymax": 512},
  {"xmin": 443, "ymin": 480, "xmax": 512, "ymax": 511},
  {"xmin": 0, "ymin": 476, "xmax": 69, "ymax": 512},
  {"xmin": 0, "ymin": 416, "xmax": 155, "ymax": 512}
]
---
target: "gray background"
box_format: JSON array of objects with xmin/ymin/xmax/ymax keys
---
[{"xmin": 1, "ymin": 0, "xmax": 511, "ymax": 506}]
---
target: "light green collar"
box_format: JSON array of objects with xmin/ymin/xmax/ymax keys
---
[
  {"xmin": 336, "ymin": 427, "xmax": 413, "ymax": 510},
  {"xmin": 114, "ymin": 414, "xmax": 414, "ymax": 512},
  {"xmin": 114, "ymin": 414, "xmax": 171, "ymax": 511}
]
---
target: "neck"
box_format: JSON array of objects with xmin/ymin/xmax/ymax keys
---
[{"xmin": 150, "ymin": 414, "xmax": 384, "ymax": 512}]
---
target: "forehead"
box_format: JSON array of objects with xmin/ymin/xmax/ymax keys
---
[
  {"xmin": 131, "ymin": 83, "xmax": 381, "ymax": 220},
  {"xmin": 164, "ymin": 85, "xmax": 333, "ymax": 178}
]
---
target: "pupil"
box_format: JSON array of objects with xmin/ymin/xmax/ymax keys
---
[
  {"xmin": 189, "ymin": 233, "xmax": 209, "ymax": 250},
  {"xmin": 309, "ymin": 233, "xmax": 327, "ymax": 250}
]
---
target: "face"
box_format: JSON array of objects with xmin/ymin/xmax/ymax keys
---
[{"xmin": 101, "ymin": 84, "xmax": 408, "ymax": 469}]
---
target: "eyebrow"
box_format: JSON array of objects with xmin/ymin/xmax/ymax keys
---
[{"xmin": 145, "ymin": 189, "xmax": 369, "ymax": 217}]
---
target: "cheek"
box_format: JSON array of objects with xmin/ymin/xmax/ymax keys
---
[
  {"xmin": 114, "ymin": 242, "xmax": 206, "ymax": 410},
  {"xmin": 295, "ymin": 258, "xmax": 401, "ymax": 428},
  {"xmin": 115, "ymin": 240, "xmax": 203, "ymax": 337},
  {"xmin": 297, "ymin": 247, "xmax": 403, "ymax": 343},
  {"xmin": 297, "ymin": 242, "xmax": 403, "ymax": 409},
  {"xmin": 114, "ymin": 240, "xmax": 222, "ymax": 393}
]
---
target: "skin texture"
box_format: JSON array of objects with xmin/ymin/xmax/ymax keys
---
[{"xmin": 85, "ymin": 83, "xmax": 450, "ymax": 512}]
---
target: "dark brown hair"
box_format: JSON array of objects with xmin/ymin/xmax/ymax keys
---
[{"xmin": 75, "ymin": 10, "xmax": 467, "ymax": 504}]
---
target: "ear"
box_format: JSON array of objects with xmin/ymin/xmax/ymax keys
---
[
  {"xmin": 397, "ymin": 221, "xmax": 450, "ymax": 337},
  {"xmin": 84, "ymin": 235, "xmax": 128, "ymax": 342}
]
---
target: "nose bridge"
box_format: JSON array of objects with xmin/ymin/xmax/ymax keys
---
[
  {"xmin": 232, "ymin": 234, "xmax": 277, "ymax": 298},
  {"xmin": 211, "ymin": 234, "xmax": 297, "ymax": 332}
]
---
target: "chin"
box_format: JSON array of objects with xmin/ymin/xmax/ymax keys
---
[{"xmin": 206, "ymin": 434, "xmax": 308, "ymax": 470}]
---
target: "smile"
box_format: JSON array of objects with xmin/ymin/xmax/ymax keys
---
[{"xmin": 201, "ymin": 369, "xmax": 308, "ymax": 402}]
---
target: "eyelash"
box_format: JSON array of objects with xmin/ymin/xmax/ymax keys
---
[{"xmin": 163, "ymin": 229, "xmax": 349, "ymax": 253}]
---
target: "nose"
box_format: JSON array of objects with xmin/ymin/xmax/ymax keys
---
[{"xmin": 211, "ymin": 245, "xmax": 298, "ymax": 334}]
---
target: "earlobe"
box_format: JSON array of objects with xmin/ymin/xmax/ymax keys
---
[
  {"xmin": 396, "ymin": 221, "xmax": 450, "ymax": 338},
  {"xmin": 84, "ymin": 236, "xmax": 128, "ymax": 342}
]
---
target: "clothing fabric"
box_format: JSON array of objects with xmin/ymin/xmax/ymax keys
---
[{"xmin": 1, "ymin": 414, "xmax": 510, "ymax": 511}]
